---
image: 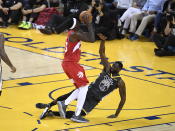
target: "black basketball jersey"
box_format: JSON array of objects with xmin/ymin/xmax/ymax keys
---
[{"xmin": 89, "ymin": 70, "xmax": 121, "ymax": 101}]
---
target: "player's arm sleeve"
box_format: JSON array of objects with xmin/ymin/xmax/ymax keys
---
[
  {"xmin": 77, "ymin": 23, "xmax": 95, "ymax": 43},
  {"xmin": 99, "ymin": 40, "xmax": 111, "ymax": 72}
]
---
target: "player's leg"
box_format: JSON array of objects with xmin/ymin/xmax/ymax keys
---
[
  {"xmin": 82, "ymin": 88, "xmax": 100, "ymax": 114},
  {"xmin": 69, "ymin": 64, "xmax": 90, "ymax": 123},
  {"xmin": 70, "ymin": 85, "xmax": 89, "ymax": 123},
  {"xmin": 58, "ymin": 88, "xmax": 79, "ymax": 118},
  {"xmin": 58, "ymin": 62, "xmax": 79, "ymax": 118},
  {"xmin": 58, "ymin": 63, "xmax": 89, "ymax": 122},
  {"xmin": 38, "ymin": 90, "xmax": 74, "ymax": 119},
  {"xmin": 36, "ymin": 90, "xmax": 74, "ymax": 109},
  {"xmin": 58, "ymin": 85, "xmax": 89, "ymax": 122}
]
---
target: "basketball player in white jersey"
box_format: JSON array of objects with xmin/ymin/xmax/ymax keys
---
[{"xmin": 0, "ymin": 33, "xmax": 16, "ymax": 95}]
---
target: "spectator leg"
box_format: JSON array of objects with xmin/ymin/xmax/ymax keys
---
[
  {"xmin": 135, "ymin": 14, "xmax": 155, "ymax": 36},
  {"xmin": 129, "ymin": 13, "xmax": 143, "ymax": 33}
]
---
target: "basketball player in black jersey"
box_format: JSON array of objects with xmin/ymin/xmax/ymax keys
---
[{"xmin": 36, "ymin": 33, "xmax": 126, "ymax": 121}]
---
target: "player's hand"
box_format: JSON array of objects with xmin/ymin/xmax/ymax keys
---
[
  {"xmin": 107, "ymin": 114, "xmax": 117, "ymax": 118},
  {"xmin": 22, "ymin": 9, "xmax": 31, "ymax": 15},
  {"xmin": 11, "ymin": 66, "xmax": 16, "ymax": 73},
  {"xmin": 84, "ymin": 14, "xmax": 92, "ymax": 24},
  {"xmin": 97, "ymin": 33, "xmax": 107, "ymax": 40},
  {"xmin": 2, "ymin": 8, "xmax": 9, "ymax": 15}
]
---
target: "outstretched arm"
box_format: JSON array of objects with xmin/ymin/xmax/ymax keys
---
[
  {"xmin": 108, "ymin": 80, "xmax": 126, "ymax": 118},
  {"xmin": 98, "ymin": 33, "xmax": 111, "ymax": 72},
  {"xmin": 76, "ymin": 23, "xmax": 95, "ymax": 43},
  {"xmin": 0, "ymin": 34, "xmax": 16, "ymax": 73}
]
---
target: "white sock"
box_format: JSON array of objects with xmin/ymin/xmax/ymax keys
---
[
  {"xmin": 64, "ymin": 89, "xmax": 79, "ymax": 105},
  {"xmin": 122, "ymin": 29, "xmax": 126, "ymax": 35},
  {"xmin": 75, "ymin": 85, "xmax": 89, "ymax": 116},
  {"xmin": 118, "ymin": 19, "xmax": 122, "ymax": 27}
]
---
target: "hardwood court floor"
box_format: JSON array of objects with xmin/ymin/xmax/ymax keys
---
[{"xmin": 0, "ymin": 26, "xmax": 175, "ymax": 131}]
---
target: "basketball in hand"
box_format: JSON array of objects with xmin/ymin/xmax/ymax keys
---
[{"xmin": 79, "ymin": 11, "xmax": 93, "ymax": 24}]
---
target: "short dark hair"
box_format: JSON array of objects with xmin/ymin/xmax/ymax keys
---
[{"xmin": 114, "ymin": 61, "xmax": 123, "ymax": 69}]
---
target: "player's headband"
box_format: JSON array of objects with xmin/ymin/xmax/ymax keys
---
[{"xmin": 69, "ymin": 18, "xmax": 77, "ymax": 29}]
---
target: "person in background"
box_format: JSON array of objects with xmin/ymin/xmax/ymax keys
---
[
  {"xmin": 112, "ymin": 0, "xmax": 133, "ymax": 16},
  {"xmin": 128, "ymin": 0, "xmax": 165, "ymax": 41},
  {"xmin": 18, "ymin": 0, "xmax": 48, "ymax": 30},
  {"xmin": 153, "ymin": 11, "xmax": 175, "ymax": 56},
  {"xmin": 0, "ymin": 0, "xmax": 22, "ymax": 27},
  {"xmin": 106, "ymin": 0, "xmax": 133, "ymax": 38},
  {"xmin": 91, "ymin": 0, "xmax": 116, "ymax": 40},
  {"xmin": 39, "ymin": 0, "xmax": 89, "ymax": 35},
  {"xmin": 152, "ymin": 0, "xmax": 175, "ymax": 35},
  {"xmin": 119, "ymin": 0, "xmax": 146, "ymax": 35}
]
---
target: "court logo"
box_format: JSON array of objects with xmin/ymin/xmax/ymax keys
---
[
  {"xmin": 77, "ymin": 71, "xmax": 84, "ymax": 78},
  {"xmin": 99, "ymin": 75, "xmax": 113, "ymax": 92}
]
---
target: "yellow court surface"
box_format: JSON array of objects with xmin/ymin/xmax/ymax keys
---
[{"xmin": 0, "ymin": 26, "xmax": 175, "ymax": 131}]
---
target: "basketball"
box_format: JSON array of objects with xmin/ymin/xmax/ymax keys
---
[{"xmin": 79, "ymin": 11, "xmax": 93, "ymax": 24}]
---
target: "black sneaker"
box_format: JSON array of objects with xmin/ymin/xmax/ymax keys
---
[
  {"xmin": 39, "ymin": 105, "xmax": 51, "ymax": 119},
  {"xmin": 0, "ymin": 22, "xmax": 4, "ymax": 27},
  {"xmin": 2, "ymin": 22, "xmax": 8, "ymax": 28},
  {"xmin": 127, "ymin": 33, "xmax": 134, "ymax": 39},
  {"xmin": 70, "ymin": 114, "xmax": 89, "ymax": 123},
  {"xmin": 36, "ymin": 103, "xmax": 48, "ymax": 109},
  {"xmin": 39, "ymin": 27, "xmax": 53, "ymax": 35},
  {"xmin": 57, "ymin": 101, "xmax": 67, "ymax": 118}
]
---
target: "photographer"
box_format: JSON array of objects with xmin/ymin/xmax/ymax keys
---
[
  {"xmin": 91, "ymin": 0, "xmax": 117, "ymax": 40},
  {"xmin": 152, "ymin": 11, "xmax": 175, "ymax": 56},
  {"xmin": 152, "ymin": 0, "xmax": 175, "ymax": 34},
  {"xmin": 63, "ymin": 0, "xmax": 89, "ymax": 17}
]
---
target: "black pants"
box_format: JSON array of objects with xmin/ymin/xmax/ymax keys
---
[
  {"xmin": 154, "ymin": 13, "xmax": 167, "ymax": 33},
  {"xmin": 153, "ymin": 33, "xmax": 175, "ymax": 49},
  {"xmin": 46, "ymin": 14, "xmax": 66, "ymax": 28},
  {"xmin": 0, "ymin": 10, "xmax": 21, "ymax": 23},
  {"xmin": 45, "ymin": 13, "xmax": 77, "ymax": 34},
  {"xmin": 25, "ymin": 12, "xmax": 40, "ymax": 22},
  {"xmin": 51, "ymin": 88, "xmax": 100, "ymax": 118},
  {"xmin": 110, "ymin": 8, "xmax": 127, "ymax": 21},
  {"xmin": 153, "ymin": 33, "xmax": 175, "ymax": 56}
]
